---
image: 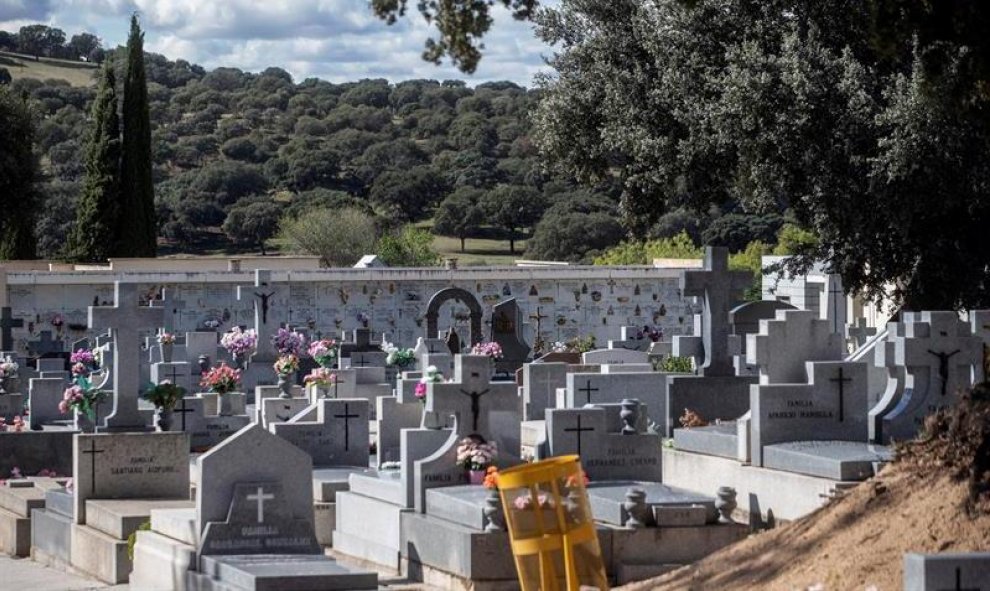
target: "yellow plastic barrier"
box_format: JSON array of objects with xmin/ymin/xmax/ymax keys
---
[{"xmin": 496, "ymin": 456, "xmax": 609, "ymax": 591}]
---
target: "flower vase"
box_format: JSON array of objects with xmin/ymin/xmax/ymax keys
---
[
  {"xmin": 74, "ymin": 411, "xmax": 96, "ymax": 433},
  {"xmin": 218, "ymin": 393, "xmax": 235, "ymax": 416},
  {"xmin": 468, "ymin": 469, "xmax": 487, "ymax": 485},
  {"xmin": 155, "ymin": 408, "xmax": 173, "ymax": 432},
  {"xmin": 277, "ymin": 374, "xmax": 293, "ymax": 399},
  {"xmin": 161, "ymin": 343, "xmax": 173, "ymax": 364},
  {"xmin": 232, "ymin": 352, "xmax": 247, "ymax": 370},
  {"xmin": 0, "ymin": 377, "xmax": 7, "ymax": 395}
]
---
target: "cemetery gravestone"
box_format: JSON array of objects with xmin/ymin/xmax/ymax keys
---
[
  {"xmin": 235, "ymin": 269, "xmax": 280, "ymax": 361},
  {"xmin": 582, "ymin": 348, "xmax": 650, "ymax": 366},
  {"xmin": 271, "ymin": 398, "xmax": 370, "ymax": 467},
  {"xmin": 491, "ymin": 298, "xmax": 531, "ymax": 373},
  {"xmin": 903, "ymin": 552, "xmax": 990, "ymax": 591},
  {"xmin": 522, "ymin": 362, "xmax": 568, "ymax": 421},
  {"xmin": 872, "ymin": 312, "xmax": 982, "ymax": 443},
  {"xmin": 546, "ymin": 405, "xmax": 662, "ymax": 482},
  {"xmin": 88, "ymin": 282, "xmax": 165, "ymax": 432},
  {"xmin": 747, "ymin": 309, "xmax": 845, "ymax": 384},
  {"xmin": 0, "ymin": 306, "xmax": 23, "ymax": 352},
  {"xmin": 72, "ymin": 432, "xmax": 190, "ymax": 523},
  {"xmin": 28, "ymin": 377, "xmax": 66, "ymax": 428}
]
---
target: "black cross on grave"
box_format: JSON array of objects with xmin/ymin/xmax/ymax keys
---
[
  {"xmin": 828, "ymin": 283, "xmax": 844, "ymax": 334},
  {"xmin": 1, "ymin": 307, "xmax": 24, "ymax": 351},
  {"xmin": 829, "ymin": 367, "xmax": 853, "ymax": 423},
  {"xmin": 460, "ymin": 389, "xmax": 490, "ymax": 433},
  {"xmin": 564, "ymin": 415, "xmax": 595, "ymax": 456},
  {"xmin": 334, "ymin": 403, "xmax": 360, "ymax": 451},
  {"xmin": 578, "ymin": 379, "xmax": 599, "ymax": 405},
  {"xmin": 928, "ymin": 349, "xmax": 961, "ymax": 397},
  {"xmin": 428, "ymin": 342, "xmax": 441, "ymax": 354},
  {"xmin": 174, "ymin": 397, "xmax": 195, "ymax": 431},
  {"xmin": 165, "ymin": 365, "xmax": 185, "ymax": 384},
  {"xmin": 352, "ymin": 355, "xmax": 371, "ymax": 368},
  {"xmin": 938, "ymin": 566, "xmax": 982, "ymax": 591},
  {"xmin": 83, "ymin": 439, "xmax": 105, "ymax": 496}
]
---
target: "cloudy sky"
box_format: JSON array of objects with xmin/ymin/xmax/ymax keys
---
[{"xmin": 0, "ymin": 0, "xmax": 556, "ymax": 86}]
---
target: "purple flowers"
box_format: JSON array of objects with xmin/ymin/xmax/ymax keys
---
[
  {"xmin": 271, "ymin": 328, "xmax": 306, "ymax": 357},
  {"xmin": 470, "ymin": 341, "xmax": 504, "ymax": 360},
  {"xmin": 221, "ymin": 327, "xmax": 257, "ymax": 356}
]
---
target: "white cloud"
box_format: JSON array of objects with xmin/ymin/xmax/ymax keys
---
[{"xmin": 0, "ymin": 0, "xmax": 554, "ymax": 85}]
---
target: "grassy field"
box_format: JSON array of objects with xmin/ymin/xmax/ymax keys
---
[
  {"xmin": 430, "ymin": 234, "xmax": 527, "ymax": 266},
  {"xmin": 0, "ymin": 51, "xmax": 98, "ymax": 86}
]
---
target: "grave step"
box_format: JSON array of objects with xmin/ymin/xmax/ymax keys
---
[
  {"xmin": 150, "ymin": 507, "xmax": 197, "ymax": 546},
  {"xmin": 30, "ymin": 507, "xmax": 73, "ymax": 566},
  {"xmin": 197, "ymin": 554, "xmax": 378, "ymax": 591},
  {"xmin": 70, "ymin": 522, "xmax": 131, "ymax": 584},
  {"xmin": 0, "ymin": 483, "xmax": 46, "ymax": 517},
  {"xmin": 130, "ymin": 529, "xmax": 196, "ymax": 591},
  {"xmin": 0, "ymin": 505, "xmax": 31, "ymax": 556},
  {"xmin": 86, "ymin": 498, "xmax": 195, "ymax": 540}
]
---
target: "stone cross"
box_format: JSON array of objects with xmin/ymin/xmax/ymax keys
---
[
  {"xmin": 247, "ymin": 485, "xmax": 275, "ymax": 523},
  {"xmin": 338, "ymin": 328, "xmax": 380, "ymax": 360},
  {"xmin": 236, "ymin": 270, "xmax": 280, "ymax": 360},
  {"xmin": 680, "ymin": 247, "xmax": 752, "ymax": 377},
  {"xmin": 846, "ymin": 317, "xmax": 877, "ymax": 350},
  {"xmin": 30, "ymin": 330, "xmax": 65, "ymax": 357},
  {"xmin": 577, "ymin": 378, "xmax": 600, "ymax": 405},
  {"xmin": 748, "ymin": 309, "xmax": 845, "ymax": 384},
  {"xmin": 0, "ymin": 306, "xmax": 23, "ymax": 351},
  {"xmin": 89, "ymin": 282, "xmax": 165, "ymax": 431},
  {"xmin": 174, "ymin": 396, "xmax": 196, "ymax": 431},
  {"xmin": 270, "ymin": 398, "xmax": 369, "ymax": 467},
  {"xmin": 427, "ymin": 355, "xmax": 519, "ymax": 439},
  {"xmin": 874, "ymin": 312, "xmax": 982, "ymax": 443},
  {"xmin": 563, "ymin": 414, "xmax": 595, "ymax": 456}
]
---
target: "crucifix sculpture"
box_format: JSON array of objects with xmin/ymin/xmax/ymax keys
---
[
  {"xmin": 928, "ymin": 349, "xmax": 961, "ymax": 397},
  {"xmin": 254, "ymin": 290, "xmax": 275, "ymax": 325},
  {"xmin": 460, "ymin": 388, "xmax": 489, "ymax": 432}
]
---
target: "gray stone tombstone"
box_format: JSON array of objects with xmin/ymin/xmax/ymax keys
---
[
  {"xmin": 903, "ymin": 552, "xmax": 990, "ymax": 591},
  {"xmin": 748, "ymin": 309, "xmax": 845, "ymax": 384},
  {"xmin": 338, "ymin": 328, "xmax": 380, "ymax": 361},
  {"xmin": 522, "ymin": 362, "xmax": 568, "ymax": 421},
  {"xmin": 750, "ymin": 361, "xmax": 870, "ymax": 466},
  {"xmin": 28, "ymin": 376, "xmax": 65, "ymax": 428},
  {"xmin": 157, "ymin": 286, "xmax": 186, "ymax": 333},
  {"xmin": 546, "ymin": 404, "xmax": 662, "ymax": 481},
  {"xmin": 681, "ymin": 247, "xmax": 752, "ymax": 377},
  {"xmin": 235, "ymin": 270, "xmax": 281, "ymax": 361},
  {"xmin": 178, "ymin": 396, "xmax": 250, "ymax": 452},
  {"xmin": 346, "ymin": 350, "xmax": 387, "ymax": 369},
  {"xmin": 376, "ymin": 396, "xmax": 423, "ymax": 465},
  {"xmin": 185, "ymin": 331, "xmax": 219, "ymax": 367},
  {"xmin": 272, "ymin": 398, "xmax": 370, "ymax": 467},
  {"xmin": 196, "ymin": 424, "xmax": 313, "ymax": 529},
  {"xmin": 88, "ymin": 282, "xmax": 165, "ymax": 432},
  {"xmin": 491, "ymin": 298, "xmax": 531, "ymax": 373},
  {"xmin": 28, "ymin": 331, "xmax": 65, "ymax": 357},
  {"xmin": 0, "ymin": 306, "xmax": 24, "ymax": 351},
  {"xmin": 564, "ymin": 372, "xmax": 667, "ymax": 427},
  {"xmin": 729, "ymin": 300, "xmax": 797, "ymax": 353},
  {"xmin": 581, "ymin": 348, "xmax": 649, "ymax": 366},
  {"xmin": 846, "ymin": 317, "xmax": 878, "ymax": 350},
  {"xmin": 260, "ymin": 396, "xmax": 311, "ymax": 428},
  {"xmin": 72, "ymin": 431, "xmax": 190, "ymax": 523},
  {"xmin": 413, "ymin": 336, "xmax": 452, "ymax": 375},
  {"xmin": 199, "ymin": 482, "xmax": 321, "ymax": 556},
  {"xmin": 151, "ymin": 361, "xmax": 195, "ymax": 394},
  {"xmin": 36, "ymin": 357, "xmax": 66, "ymax": 373},
  {"xmin": 872, "ymin": 311, "xmax": 982, "ymax": 443},
  {"xmin": 425, "ymin": 355, "xmax": 521, "ymax": 446}
]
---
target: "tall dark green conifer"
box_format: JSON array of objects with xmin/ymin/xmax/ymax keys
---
[
  {"xmin": 0, "ymin": 86, "xmax": 38, "ymax": 260},
  {"xmin": 117, "ymin": 14, "xmax": 156, "ymax": 257},
  {"xmin": 69, "ymin": 57, "xmax": 120, "ymax": 262}
]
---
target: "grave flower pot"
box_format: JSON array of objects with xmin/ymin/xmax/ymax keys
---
[
  {"xmin": 74, "ymin": 411, "xmax": 96, "ymax": 433},
  {"xmin": 218, "ymin": 392, "xmax": 245, "ymax": 416},
  {"xmin": 232, "ymin": 352, "xmax": 247, "ymax": 370},
  {"xmin": 197, "ymin": 392, "xmax": 219, "ymax": 415},
  {"xmin": 468, "ymin": 469, "xmax": 487, "ymax": 485},
  {"xmin": 0, "ymin": 376, "xmax": 7, "ymax": 395},
  {"xmin": 161, "ymin": 342, "xmax": 173, "ymax": 364},
  {"xmin": 155, "ymin": 408, "xmax": 173, "ymax": 432},
  {"xmin": 277, "ymin": 374, "xmax": 293, "ymax": 399}
]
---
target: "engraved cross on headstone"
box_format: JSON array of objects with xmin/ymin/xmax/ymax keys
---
[
  {"xmin": 246, "ymin": 486, "xmax": 275, "ymax": 524},
  {"xmin": 829, "ymin": 366, "xmax": 853, "ymax": 422},
  {"xmin": 681, "ymin": 247, "xmax": 752, "ymax": 377},
  {"xmin": 563, "ymin": 414, "xmax": 594, "ymax": 456},
  {"xmin": 89, "ymin": 282, "xmax": 165, "ymax": 431},
  {"xmin": 236, "ymin": 270, "xmax": 280, "ymax": 360},
  {"xmin": 82, "ymin": 439, "xmax": 105, "ymax": 496},
  {"xmin": 578, "ymin": 379, "xmax": 599, "ymax": 404},
  {"xmin": 333, "ymin": 402, "xmax": 360, "ymax": 451},
  {"xmin": 0, "ymin": 306, "xmax": 23, "ymax": 352},
  {"xmin": 174, "ymin": 396, "xmax": 195, "ymax": 431},
  {"xmin": 938, "ymin": 566, "xmax": 982, "ymax": 591}
]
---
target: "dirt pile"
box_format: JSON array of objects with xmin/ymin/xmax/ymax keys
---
[{"xmin": 620, "ymin": 386, "xmax": 990, "ymax": 591}]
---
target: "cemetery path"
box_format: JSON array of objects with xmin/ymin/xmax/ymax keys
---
[
  {"xmin": 0, "ymin": 556, "xmax": 128, "ymax": 590},
  {"xmin": 618, "ymin": 466, "xmax": 990, "ymax": 591}
]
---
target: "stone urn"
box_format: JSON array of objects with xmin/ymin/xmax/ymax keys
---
[
  {"xmin": 232, "ymin": 352, "xmax": 247, "ymax": 370},
  {"xmin": 277, "ymin": 374, "xmax": 293, "ymax": 399},
  {"xmin": 161, "ymin": 342, "xmax": 174, "ymax": 364},
  {"xmin": 155, "ymin": 407, "xmax": 173, "ymax": 432},
  {"xmin": 218, "ymin": 392, "xmax": 239, "ymax": 416},
  {"xmin": 74, "ymin": 411, "xmax": 96, "ymax": 433}
]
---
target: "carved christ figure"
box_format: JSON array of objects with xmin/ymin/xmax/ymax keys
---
[
  {"xmin": 927, "ymin": 349, "xmax": 961, "ymax": 397},
  {"xmin": 254, "ymin": 291, "xmax": 275, "ymax": 324}
]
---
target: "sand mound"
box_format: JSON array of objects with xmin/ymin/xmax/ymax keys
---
[{"xmin": 619, "ymin": 386, "xmax": 990, "ymax": 591}]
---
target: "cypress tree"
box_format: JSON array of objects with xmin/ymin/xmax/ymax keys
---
[
  {"xmin": 117, "ymin": 14, "xmax": 157, "ymax": 257},
  {"xmin": 0, "ymin": 86, "xmax": 38, "ymax": 260},
  {"xmin": 69, "ymin": 57, "xmax": 121, "ymax": 262}
]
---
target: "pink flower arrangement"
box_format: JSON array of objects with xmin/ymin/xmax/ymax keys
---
[
  {"xmin": 0, "ymin": 356, "xmax": 18, "ymax": 378},
  {"xmin": 158, "ymin": 332, "xmax": 177, "ymax": 345},
  {"xmin": 414, "ymin": 365, "xmax": 444, "ymax": 402},
  {"xmin": 70, "ymin": 348, "xmax": 96, "ymax": 366},
  {"xmin": 307, "ymin": 339, "xmax": 338, "ymax": 368},
  {"xmin": 221, "ymin": 327, "xmax": 257, "ymax": 356},
  {"xmin": 303, "ymin": 367, "xmax": 337, "ymax": 387},
  {"xmin": 201, "ymin": 363, "xmax": 241, "ymax": 395},
  {"xmin": 50, "ymin": 314, "xmax": 64, "ymax": 328},
  {"xmin": 273, "ymin": 354, "xmax": 300, "ymax": 376},
  {"xmin": 0, "ymin": 416, "xmax": 26, "ymax": 432},
  {"xmin": 60, "ymin": 377, "xmax": 106, "ymax": 419},
  {"xmin": 455, "ymin": 437, "xmax": 498, "ymax": 471},
  {"xmin": 470, "ymin": 341, "xmax": 504, "ymax": 360},
  {"xmin": 512, "ymin": 493, "xmax": 554, "ymax": 511},
  {"xmin": 272, "ymin": 328, "xmax": 306, "ymax": 356}
]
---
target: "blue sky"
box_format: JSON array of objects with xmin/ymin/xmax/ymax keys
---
[{"xmin": 0, "ymin": 0, "xmax": 556, "ymax": 86}]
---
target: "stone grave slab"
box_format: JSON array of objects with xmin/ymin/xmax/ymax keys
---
[
  {"xmin": 376, "ymin": 396, "xmax": 422, "ymax": 465},
  {"xmin": 196, "ymin": 554, "xmax": 378, "ymax": 590},
  {"xmin": 903, "ymin": 552, "xmax": 990, "ymax": 591},
  {"xmin": 73, "ymin": 432, "xmax": 190, "ymax": 524},
  {"xmin": 565, "ymin": 372, "xmax": 666, "ymax": 426},
  {"xmin": 28, "ymin": 377, "xmax": 65, "ymax": 428},
  {"xmin": 665, "ymin": 374, "xmax": 755, "ymax": 437},
  {"xmin": 312, "ymin": 467, "xmax": 366, "ymax": 503},
  {"xmin": 582, "ymin": 348, "xmax": 649, "ymax": 365},
  {"xmin": 546, "ymin": 406, "xmax": 662, "ymax": 482},
  {"xmin": 751, "ymin": 361, "xmax": 870, "ymax": 466},
  {"xmin": 200, "ymin": 482, "xmax": 321, "ymax": 556},
  {"xmin": 584, "ymin": 482, "xmax": 716, "ymax": 527},
  {"xmin": 0, "ymin": 431, "xmax": 72, "ymax": 482},
  {"xmin": 151, "ymin": 361, "xmax": 195, "ymax": 395},
  {"xmin": 522, "ymin": 362, "xmax": 568, "ymax": 421},
  {"xmin": 673, "ymin": 422, "xmax": 739, "ymax": 460},
  {"xmin": 260, "ymin": 397, "xmax": 310, "ymax": 428},
  {"xmin": 271, "ymin": 398, "xmax": 369, "ymax": 467},
  {"xmin": 425, "ymin": 485, "xmax": 494, "ymax": 530},
  {"xmin": 762, "ymin": 441, "xmax": 892, "ymax": 481}
]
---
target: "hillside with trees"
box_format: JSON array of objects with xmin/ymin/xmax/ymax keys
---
[{"xmin": 0, "ymin": 21, "xmax": 798, "ymax": 268}]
